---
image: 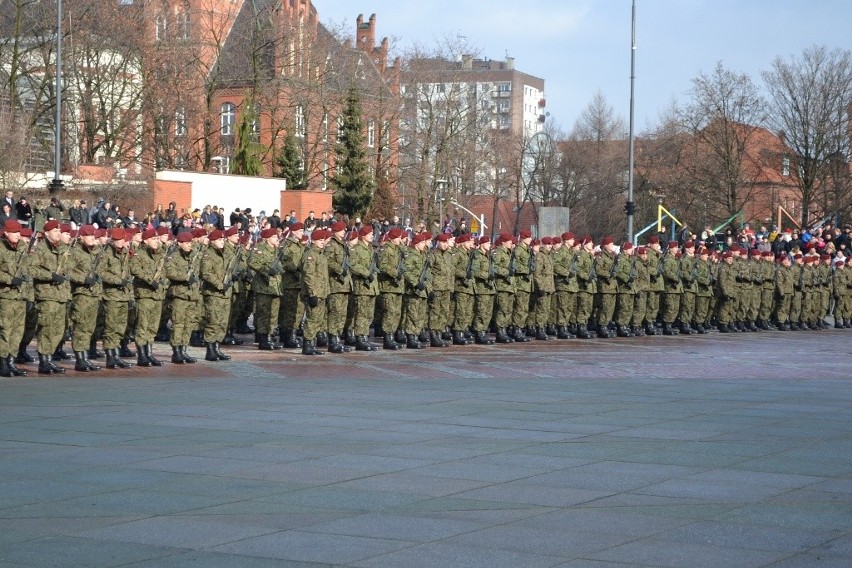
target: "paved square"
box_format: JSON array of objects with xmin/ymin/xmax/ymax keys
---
[{"xmin": 1, "ymin": 330, "xmax": 851, "ymax": 567}]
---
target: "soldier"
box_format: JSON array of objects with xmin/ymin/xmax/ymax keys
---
[
  {"xmin": 817, "ymin": 254, "xmax": 833, "ymax": 329},
  {"xmin": 249, "ymin": 227, "xmax": 285, "ymax": 350},
  {"xmin": 300, "ymin": 229, "xmax": 331, "ymax": 355},
  {"xmin": 52, "ymin": 224, "xmax": 75, "ymax": 362},
  {"xmin": 613, "ymin": 241, "xmax": 636, "ymax": 337},
  {"xmin": 694, "ymin": 246, "xmax": 714, "ymax": 333},
  {"xmin": 757, "ymin": 251, "xmax": 776, "ymax": 329},
  {"xmin": 510, "ymin": 230, "xmax": 533, "ymax": 342},
  {"xmin": 715, "ymin": 251, "xmax": 738, "ymax": 332},
  {"xmin": 28, "ymin": 220, "xmax": 72, "ymax": 373},
  {"xmin": 677, "ymin": 240, "xmax": 698, "ymax": 334},
  {"xmin": 426, "ymin": 232, "xmax": 453, "ymax": 347},
  {"xmin": 342, "ymin": 228, "xmax": 362, "ymax": 347},
  {"xmin": 221, "ymin": 226, "xmax": 246, "ymax": 346},
  {"xmin": 530, "ymin": 237, "xmax": 556, "ymax": 340},
  {"xmin": 402, "ymin": 232, "xmax": 431, "ymax": 349},
  {"xmin": 631, "ymin": 246, "xmax": 651, "ymax": 336},
  {"xmin": 574, "ymin": 235, "xmax": 596, "ymax": 339},
  {"xmin": 67, "ymin": 225, "xmax": 103, "ymax": 371},
  {"xmin": 348, "ymin": 226, "xmax": 380, "ymax": 351},
  {"xmin": 325, "ymin": 221, "xmax": 353, "ymax": 354},
  {"xmin": 14, "ymin": 227, "xmax": 38, "ymax": 366},
  {"xmin": 836, "ymin": 259, "xmax": 852, "ymax": 328},
  {"xmin": 789, "ymin": 253, "xmax": 805, "ymax": 330},
  {"xmin": 593, "ymin": 236, "xmax": 617, "ymax": 338},
  {"xmin": 470, "ymin": 235, "xmax": 495, "ymax": 345},
  {"xmin": 165, "ymin": 232, "xmax": 202, "ymax": 363},
  {"xmin": 199, "ymin": 230, "xmax": 233, "ymax": 361},
  {"xmin": 99, "ymin": 228, "xmax": 134, "ymax": 369},
  {"xmin": 452, "ymin": 233, "xmax": 476, "ymax": 345},
  {"xmin": 643, "ymin": 236, "xmax": 664, "ymax": 334},
  {"xmin": 377, "ymin": 227, "xmax": 406, "ymax": 350},
  {"xmin": 660, "ymin": 241, "xmax": 683, "ymax": 335},
  {"xmin": 552, "ymin": 232, "xmax": 577, "ymax": 339},
  {"xmin": 0, "ymin": 220, "xmax": 29, "ymax": 376},
  {"xmin": 773, "ymin": 253, "xmax": 795, "ymax": 330},
  {"xmin": 491, "ymin": 233, "xmax": 516, "ymax": 343},
  {"xmin": 131, "ymin": 229, "xmax": 169, "ymax": 366},
  {"xmin": 278, "ymin": 222, "xmax": 306, "ymax": 348}
]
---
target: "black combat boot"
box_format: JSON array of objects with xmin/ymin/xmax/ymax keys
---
[
  {"xmin": 680, "ymin": 322, "xmax": 696, "ymax": 335},
  {"xmin": 718, "ymin": 323, "xmax": 731, "ymax": 333},
  {"xmin": 180, "ymin": 346, "xmax": 197, "ymax": 363},
  {"xmin": 46, "ymin": 354, "xmax": 65, "ymax": 374},
  {"xmin": 221, "ymin": 329, "xmax": 242, "ymax": 346},
  {"xmin": 37, "ymin": 353, "xmax": 53, "ymax": 374},
  {"xmin": 545, "ymin": 324, "xmax": 557, "ymax": 337},
  {"xmin": 695, "ymin": 323, "xmax": 707, "ymax": 334},
  {"xmin": 328, "ymin": 335, "xmax": 351, "ymax": 354},
  {"xmin": 598, "ymin": 324, "xmax": 612, "ymax": 338},
  {"xmin": 190, "ymin": 330, "xmax": 206, "ymax": 348},
  {"xmin": 645, "ymin": 323, "xmax": 658, "ymax": 336},
  {"xmin": 281, "ymin": 329, "xmax": 300, "ymax": 348},
  {"xmin": 475, "ymin": 331, "xmax": 494, "ymax": 345},
  {"xmin": 171, "ymin": 345, "xmax": 186, "ymax": 364},
  {"xmin": 53, "ymin": 342, "xmax": 70, "ymax": 361},
  {"xmin": 406, "ymin": 334, "xmax": 423, "ymax": 349},
  {"xmin": 137, "ymin": 345, "xmax": 152, "ymax": 367},
  {"xmin": 205, "ymin": 342, "xmax": 219, "ymax": 361},
  {"xmin": 512, "ymin": 326, "xmax": 530, "ymax": 342},
  {"xmin": 356, "ymin": 335, "xmax": 379, "ymax": 351},
  {"xmin": 383, "ymin": 333, "xmax": 400, "ymax": 350},
  {"xmin": 495, "ymin": 328, "xmax": 514, "ymax": 344},
  {"xmin": 74, "ymin": 351, "xmax": 91, "ymax": 372},
  {"xmin": 302, "ymin": 339, "xmax": 323, "ymax": 355},
  {"xmin": 154, "ymin": 325, "xmax": 171, "ymax": 342},
  {"xmin": 418, "ymin": 329, "xmax": 430, "ymax": 344},
  {"xmin": 556, "ymin": 325, "xmax": 570, "ymax": 339},
  {"xmin": 576, "ymin": 324, "xmax": 592, "ymax": 339},
  {"xmin": 257, "ymin": 334, "xmax": 276, "ymax": 350},
  {"xmin": 0, "ymin": 356, "xmax": 11, "ymax": 377},
  {"xmin": 633, "ymin": 325, "xmax": 646, "ymax": 337},
  {"xmin": 106, "ymin": 348, "xmax": 132, "ymax": 369},
  {"xmin": 119, "ymin": 338, "xmax": 135, "ymax": 357},
  {"xmin": 88, "ymin": 338, "xmax": 104, "ymax": 360},
  {"xmin": 7, "ymin": 355, "xmax": 26, "ymax": 376},
  {"xmin": 535, "ymin": 326, "xmax": 551, "ymax": 340},
  {"xmin": 212, "ymin": 342, "xmax": 231, "ymax": 361},
  {"xmin": 393, "ymin": 329, "xmax": 406, "ymax": 345},
  {"xmin": 235, "ymin": 319, "xmax": 254, "ymax": 335},
  {"xmin": 441, "ymin": 328, "xmax": 453, "ymax": 340},
  {"xmin": 617, "ymin": 325, "xmax": 633, "ymax": 337},
  {"xmin": 343, "ymin": 330, "xmax": 357, "ymax": 347},
  {"xmin": 662, "ymin": 323, "xmax": 677, "ymax": 336},
  {"xmin": 144, "ymin": 344, "xmax": 163, "ymax": 366},
  {"xmin": 430, "ymin": 330, "xmax": 449, "ymax": 347},
  {"xmin": 81, "ymin": 350, "xmax": 101, "ymax": 371},
  {"xmin": 316, "ymin": 331, "xmax": 329, "ymax": 348},
  {"xmin": 452, "ymin": 330, "xmax": 469, "ymax": 346},
  {"xmin": 16, "ymin": 343, "xmax": 34, "ymax": 364}
]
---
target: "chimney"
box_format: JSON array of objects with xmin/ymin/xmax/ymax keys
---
[
  {"xmin": 461, "ymin": 54, "xmax": 473, "ymax": 70},
  {"xmin": 505, "ymin": 56, "xmax": 515, "ymax": 70}
]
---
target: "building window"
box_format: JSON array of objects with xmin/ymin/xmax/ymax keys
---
[
  {"xmin": 295, "ymin": 105, "xmax": 305, "ymax": 138},
  {"xmin": 367, "ymin": 120, "xmax": 375, "ymax": 147},
  {"xmin": 321, "ymin": 112, "xmax": 329, "ymax": 142},
  {"xmin": 337, "ymin": 114, "xmax": 344, "ymax": 140},
  {"xmin": 782, "ymin": 157, "xmax": 790, "ymax": 176},
  {"xmin": 155, "ymin": 14, "xmax": 167, "ymax": 41},
  {"xmin": 381, "ymin": 120, "xmax": 390, "ymax": 151},
  {"xmin": 220, "ymin": 103, "xmax": 235, "ymax": 136},
  {"xmin": 249, "ymin": 103, "xmax": 261, "ymax": 141},
  {"xmin": 175, "ymin": 106, "xmax": 187, "ymax": 136},
  {"xmin": 436, "ymin": 83, "xmax": 445, "ymax": 94},
  {"xmin": 175, "ymin": 10, "xmax": 190, "ymax": 40},
  {"xmin": 497, "ymin": 82, "xmax": 511, "ymax": 93}
]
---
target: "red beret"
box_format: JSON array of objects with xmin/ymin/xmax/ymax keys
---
[
  {"xmin": 109, "ymin": 228, "xmax": 126, "ymax": 241},
  {"xmin": 60, "ymin": 223, "xmax": 72, "ymax": 233},
  {"xmin": 347, "ymin": 230, "xmax": 360, "ymax": 241},
  {"xmin": 478, "ymin": 235, "xmax": 490, "ymax": 245},
  {"xmin": 358, "ymin": 225, "xmax": 373, "ymax": 237},
  {"xmin": 209, "ymin": 229, "xmax": 225, "ymax": 240},
  {"xmin": 668, "ymin": 241, "xmax": 680, "ymax": 249},
  {"xmin": 436, "ymin": 232, "xmax": 450, "ymax": 242},
  {"xmin": 125, "ymin": 226, "xmax": 139, "ymax": 237},
  {"xmin": 331, "ymin": 221, "xmax": 347, "ymax": 232},
  {"xmin": 820, "ymin": 254, "xmax": 831, "ymax": 260},
  {"xmin": 261, "ymin": 228, "xmax": 277, "ymax": 239},
  {"xmin": 531, "ymin": 238, "xmax": 541, "ymax": 246},
  {"xmin": 94, "ymin": 229, "xmax": 107, "ymax": 238},
  {"xmin": 793, "ymin": 253, "xmax": 803, "ymax": 259},
  {"xmin": 648, "ymin": 236, "xmax": 660, "ymax": 244},
  {"xmin": 225, "ymin": 226, "xmax": 239, "ymax": 237},
  {"xmin": 541, "ymin": 237, "xmax": 553, "ymax": 245},
  {"xmin": 601, "ymin": 236, "xmax": 614, "ymax": 246},
  {"xmin": 512, "ymin": 237, "xmax": 518, "ymax": 245},
  {"xmin": 519, "ymin": 230, "xmax": 532, "ymax": 239},
  {"xmin": 499, "ymin": 232, "xmax": 512, "ymax": 243},
  {"xmin": 561, "ymin": 232, "xmax": 575, "ymax": 241},
  {"xmin": 239, "ymin": 233, "xmax": 252, "ymax": 245},
  {"xmin": 552, "ymin": 237, "xmax": 562, "ymax": 244},
  {"xmin": 387, "ymin": 228, "xmax": 403, "ymax": 240},
  {"xmin": 192, "ymin": 228, "xmax": 207, "ymax": 238},
  {"xmin": 4, "ymin": 220, "xmax": 21, "ymax": 233},
  {"xmin": 722, "ymin": 251, "xmax": 732, "ymax": 258},
  {"xmin": 581, "ymin": 235, "xmax": 593, "ymax": 245},
  {"xmin": 20, "ymin": 228, "xmax": 32, "ymax": 237},
  {"xmin": 78, "ymin": 224, "xmax": 96, "ymax": 236},
  {"xmin": 622, "ymin": 242, "xmax": 634, "ymax": 250},
  {"xmin": 289, "ymin": 222, "xmax": 304, "ymax": 231},
  {"xmin": 44, "ymin": 220, "xmax": 60, "ymax": 231},
  {"xmin": 68, "ymin": 230, "xmax": 79, "ymax": 239},
  {"xmin": 684, "ymin": 240, "xmax": 694, "ymax": 248},
  {"xmin": 313, "ymin": 229, "xmax": 331, "ymax": 240},
  {"xmin": 156, "ymin": 226, "xmax": 171, "ymax": 236},
  {"xmin": 761, "ymin": 251, "xmax": 773, "ymax": 257},
  {"xmin": 142, "ymin": 228, "xmax": 157, "ymax": 241},
  {"xmin": 455, "ymin": 233, "xmax": 470, "ymax": 244},
  {"xmin": 177, "ymin": 232, "xmax": 193, "ymax": 243},
  {"xmin": 636, "ymin": 246, "xmax": 647, "ymax": 254}
]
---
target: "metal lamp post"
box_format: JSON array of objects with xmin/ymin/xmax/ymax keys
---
[{"xmin": 49, "ymin": 0, "xmax": 64, "ymax": 193}]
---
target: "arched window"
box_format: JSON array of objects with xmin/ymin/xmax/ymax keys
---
[
  {"xmin": 155, "ymin": 14, "xmax": 167, "ymax": 41},
  {"xmin": 175, "ymin": 10, "xmax": 190, "ymax": 40},
  {"xmin": 295, "ymin": 105, "xmax": 305, "ymax": 138},
  {"xmin": 220, "ymin": 103, "xmax": 235, "ymax": 136},
  {"xmin": 175, "ymin": 106, "xmax": 187, "ymax": 136}
]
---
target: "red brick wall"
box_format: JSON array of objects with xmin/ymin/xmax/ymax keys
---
[
  {"xmin": 280, "ymin": 190, "xmax": 333, "ymax": 223},
  {"xmin": 151, "ymin": 180, "xmax": 192, "ymax": 215}
]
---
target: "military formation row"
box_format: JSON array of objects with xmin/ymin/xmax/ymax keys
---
[{"xmin": 1, "ymin": 220, "xmax": 850, "ymax": 375}]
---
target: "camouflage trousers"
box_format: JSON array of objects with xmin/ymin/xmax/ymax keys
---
[
  {"xmin": 404, "ymin": 295, "xmax": 427, "ymax": 335},
  {"xmin": 203, "ymin": 295, "xmax": 231, "ymax": 343},
  {"xmin": 326, "ymin": 292, "xmax": 349, "ymax": 336},
  {"xmin": 380, "ymin": 292, "xmax": 403, "ymax": 334},
  {"xmin": 512, "ymin": 290, "xmax": 532, "ymax": 329},
  {"xmin": 631, "ymin": 292, "xmax": 647, "ymax": 327},
  {"xmin": 279, "ymin": 288, "xmax": 305, "ymax": 332},
  {"xmin": 530, "ymin": 292, "xmax": 551, "ymax": 327},
  {"xmin": 615, "ymin": 293, "xmax": 634, "ymax": 326},
  {"xmin": 494, "ymin": 291, "xmax": 514, "ymax": 328},
  {"xmin": 472, "ymin": 294, "xmax": 494, "ymax": 332},
  {"xmin": 254, "ymin": 293, "xmax": 280, "ymax": 335},
  {"xmin": 454, "ymin": 292, "xmax": 474, "ymax": 331},
  {"xmin": 70, "ymin": 294, "xmax": 99, "ymax": 352},
  {"xmin": 170, "ymin": 297, "xmax": 198, "ymax": 347},
  {"xmin": 351, "ymin": 294, "xmax": 376, "ymax": 336},
  {"xmin": 102, "ymin": 300, "xmax": 129, "ymax": 350},
  {"xmin": 135, "ymin": 298, "xmax": 163, "ymax": 347},
  {"xmin": 661, "ymin": 292, "xmax": 680, "ymax": 324},
  {"xmin": 428, "ymin": 290, "xmax": 452, "ymax": 331},
  {"xmin": 0, "ymin": 298, "xmax": 25, "ymax": 357},
  {"xmin": 302, "ymin": 295, "xmax": 327, "ymax": 342},
  {"xmin": 36, "ymin": 299, "xmax": 67, "ymax": 355}
]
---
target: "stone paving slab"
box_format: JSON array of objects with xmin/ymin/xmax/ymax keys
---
[{"xmin": 1, "ymin": 330, "xmax": 852, "ymax": 567}]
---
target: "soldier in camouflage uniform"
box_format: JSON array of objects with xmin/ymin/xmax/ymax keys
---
[
  {"xmin": 0, "ymin": 220, "xmax": 29, "ymax": 376},
  {"xmin": 693, "ymin": 247, "xmax": 714, "ymax": 333},
  {"xmin": 278, "ymin": 223, "xmax": 306, "ymax": 348},
  {"xmin": 67, "ymin": 225, "xmax": 103, "ymax": 371},
  {"xmin": 470, "ymin": 236, "xmax": 495, "ymax": 345},
  {"xmin": 14, "ymin": 227, "xmax": 38, "ymax": 366},
  {"xmin": 644, "ymin": 236, "xmax": 664, "ymax": 334},
  {"xmin": 424, "ymin": 232, "xmax": 453, "ymax": 347},
  {"xmin": 491, "ymin": 233, "xmax": 516, "ymax": 343},
  {"xmin": 530, "ymin": 238, "xmax": 556, "ymax": 340},
  {"xmin": 325, "ymin": 221, "xmax": 353, "ymax": 354},
  {"xmin": 402, "ymin": 232, "xmax": 431, "ymax": 349},
  {"xmin": 677, "ymin": 241, "xmax": 698, "ymax": 334},
  {"xmin": 715, "ymin": 251, "xmax": 738, "ymax": 332},
  {"xmin": 551, "ymin": 233, "xmax": 576, "ymax": 339},
  {"xmin": 300, "ymin": 229, "xmax": 331, "ymax": 355},
  {"xmin": 593, "ymin": 237, "xmax": 617, "ymax": 338},
  {"xmin": 613, "ymin": 241, "xmax": 636, "ymax": 337},
  {"xmin": 28, "ymin": 220, "xmax": 71, "ymax": 374},
  {"xmin": 452, "ymin": 234, "xmax": 475, "ymax": 345},
  {"xmin": 200, "ymin": 230, "xmax": 233, "ymax": 361},
  {"xmin": 756, "ymin": 251, "xmax": 776, "ymax": 329},
  {"xmin": 510, "ymin": 231, "xmax": 533, "ymax": 342},
  {"xmin": 249, "ymin": 228, "xmax": 284, "ymax": 350},
  {"xmin": 659, "ymin": 241, "xmax": 683, "ymax": 335},
  {"xmin": 165, "ymin": 232, "xmax": 202, "ymax": 363},
  {"xmin": 631, "ymin": 246, "xmax": 650, "ymax": 335},
  {"xmin": 377, "ymin": 228, "xmax": 406, "ymax": 350},
  {"xmin": 774, "ymin": 254, "xmax": 795, "ymax": 330},
  {"xmin": 131, "ymin": 229, "xmax": 169, "ymax": 366},
  {"xmin": 574, "ymin": 236, "xmax": 596, "ymax": 339},
  {"xmin": 99, "ymin": 228, "xmax": 134, "ymax": 369},
  {"xmin": 348, "ymin": 226, "xmax": 379, "ymax": 351}
]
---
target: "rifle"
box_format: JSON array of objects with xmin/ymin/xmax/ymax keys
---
[
  {"xmin": 628, "ymin": 255, "xmax": 638, "ymax": 286},
  {"xmin": 465, "ymin": 249, "xmax": 476, "ymax": 281},
  {"xmin": 608, "ymin": 251, "xmax": 619, "ymax": 280},
  {"xmin": 55, "ymin": 233, "xmax": 79, "ymax": 276},
  {"xmin": 222, "ymin": 241, "xmax": 244, "ymax": 289},
  {"xmin": 487, "ymin": 248, "xmax": 496, "ymax": 280},
  {"xmin": 367, "ymin": 244, "xmax": 379, "ymax": 281},
  {"xmin": 186, "ymin": 242, "xmax": 205, "ymax": 284},
  {"xmin": 152, "ymin": 240, "xmax": 177, "ymax": 283},
  {"xmin": 587, "ymin": 253, "xmax": 596, "ymax": 282},
  {"xmin": 529, "ymin": 246, "xmax": 538, "ymax": 275},
  {"xmin": 13, "ymin": 230, "xmax": 40, "ymax": 281},
  {"xmin": 395, "ymin": 245, "xmax": 405, "ymax": 281},
  {"xmin": 508, "ymin": 242, "xmax": 517, "ymax": 276},
  {"xmin": 341, "ymin": 239, "xmax": 351, "ymax": 278},
  {"xmin": 84, "ymin": 244, "xmax": 106, "ymax": 284},
  {"xmin": 417, "ymin": 248, "xmax": 433, "ymax": 289},
  {"xmin": 568, "ymin": 250, "xmax": 578, "ymax": 277}
]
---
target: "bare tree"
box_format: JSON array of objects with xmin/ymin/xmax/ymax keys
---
[{"xmin": 762, "ymin": 46, "xmax": 852, "ymax": 226}]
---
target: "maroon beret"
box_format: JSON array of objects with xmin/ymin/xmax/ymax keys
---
[
  {"xmin": 581, "ymin": 235, "xmax": 593, "ymax": 245},
  {"xmin": 20, "ymin": 228, "xmax": 33, "ymax": 237},
  {"xmin": 94, "ymin": 228, "xmax": 107, "ymax": 238},
  {"xmin": 358, "ymin": 225, "xmax": 373, "ymax": 237},
  {"xmin": 109, "ymin": 228, "xmax": 126, "ymax": 241},
  {"xmin": 176, "ymin": 232, "xmax": 193, "ymax": 243},
  {"xmin": 636, "ymin": 246, "xmax": 647, "ymax": 254},
  {"xmin": 331, "ymin": 221, "xmax": 347, "ymax": 232},
  {"xmin": 541, "ymin": 237, "xmax": 553, "ymax": 245},
  {"xmin": 44, "ymin": 220, "xmax": 60, "ymax": 231},
  {"xmin": 668, "ymin": 241, "xmax": 680, "ymax": 249},
  {"xmin": 478, "ymin": 235, "xmax": 490, "ymax": 245},
  {"xmin": 436, "ymin": 232, "xmax": 450, "ymax": 242},
  {"xmin": 531, "ymin": 238, "xmax": 541, "ymax": 246},
  {"xmin": 192, "ymin": 228, "xmax": 207, "ymax": 238},
  {"xmin": 561, "ymin": 232, "xmax": 575, "ymax": 241},
  {"xmin": 156, "ymin": 226, "xmax": 171, "ymax": 236},
  {"xmin": 141, "ymin": 228, "xmax": 157, "ymax": 241},
  {"xmin": 79, "ymin": 224, "xmax": 96, "ymax": 236},
  {"xmin": 622, "ymin": 242, "xmax": 634, "ymax": 250},
  {"xmin": 289, "ymin": 222, "xmax": 305, "ymax": 231},
  {"xmin": 722, "ymin": 251, "xmax": 732, "ymax": 258},
  {"xmin": 387, "ymin": 228, "xmax": 403, "ymax": 240},
  {"xmin": 519, "ymin": 229, "xmax": 532, "ymax": 239},
  {"xmin": 4, "ymin": 220, "xmax": 21, "ymax": 233},
  {"xmin": 455, "ymin": 233, "xmax": 470, "ymax": 244},
  {"xmin": 209, "ymin": 229, "xmax": 225, "ymax": 240},
  {"xmin": 224, "ymin": 226, "xmax": 239, "ymax": 237},
  {"xmin": 261, "ymin": 228, "xmax": 277, "ymax": 239},
  {"xmin": 684, "ymin": 240, "xmax": 695, "ymax": 248},
  {"xmin": 60, "ymin": 223, "xmax": 72, "ymax": 233}
]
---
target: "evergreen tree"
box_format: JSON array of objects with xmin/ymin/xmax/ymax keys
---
[
  {"xmin": 331, "ymin": 87, "xmax": 374, "ymax": 217},
  {"xmin": 275, "ymin": 128, "xmax": 307, "ymax": 189},
  {"xmin": 230, "ymin": 100, "xmax": 263, "ymax": 176}
]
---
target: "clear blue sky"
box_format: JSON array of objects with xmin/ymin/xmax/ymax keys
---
[{"xmin": 316, "ymin": 0, "xmax": 852, "ymax": 133}]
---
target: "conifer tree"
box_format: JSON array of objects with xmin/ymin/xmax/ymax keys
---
[
  {"xmin": 331, "ymin": 87, "xmax": 374, "ymax": 216},
  {"xmin": 231, "ymin": 101, "xmax": 263, "ymax": 176},
  {"xmin": 275, "ymin": 128, "xmax": 307, "ymax": 189}
]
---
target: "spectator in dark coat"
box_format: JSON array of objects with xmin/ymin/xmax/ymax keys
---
[{"xmin": 15, "ymin": 197, "xmax": 33, "ymax": 227}]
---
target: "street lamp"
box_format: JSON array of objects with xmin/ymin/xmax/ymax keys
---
[{"xmin": 49, "ymin": 0, "xmax": 64, "ymax": 193}]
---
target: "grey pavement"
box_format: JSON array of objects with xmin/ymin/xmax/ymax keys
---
[{"xmin": 1, "ymin": 330, "xmax": 851, "ymax": 567}]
